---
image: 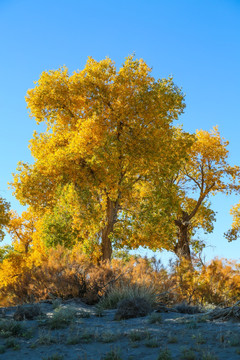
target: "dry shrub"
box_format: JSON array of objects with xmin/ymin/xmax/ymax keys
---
[
  {"xmin": 172, "ymin": 258, "xmax": 240, "ymax": 306},
  {"xmin": 109, "ymin": 256, "xmax": 176, "ymax": 302},
  {"xmin": 0, "ymin": 248, "xmax": 172, "ymax": 306},
  {"xmin": 0, "ymin": 246, "xmax": 117, "ymax": 305},
  {"xmin": 1, "ymin": 242, "xmax": 240, "ymax": 308}
]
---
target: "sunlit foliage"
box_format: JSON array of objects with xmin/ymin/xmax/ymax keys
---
[
  {"xmin": 135, "ymin": 127, "xmax": 240, "ymax": 262},
  {"xmin": 6, "ymin": 208, "xmax": 36, "ymax": 254},
  {"xmin": 12, "ymin": 55, "xmax": 191, "ymax": 260}
]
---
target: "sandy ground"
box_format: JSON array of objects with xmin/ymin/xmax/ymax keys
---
[{"xmin": 0, "ymin": 299, "xmax": 240, "ymax": 360}]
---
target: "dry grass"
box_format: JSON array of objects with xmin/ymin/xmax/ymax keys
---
[
  {"xmin": 97, "ymin": 283, "xmax": 157, "ymax": 311},
  {"xmin": 1, "ymin": 245, "xmax": 240, "ymax": 309}
]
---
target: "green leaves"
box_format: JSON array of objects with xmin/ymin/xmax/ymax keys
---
[{"xmin": 0, "ymin": 197, "xmax": 10, "ymax": 241}]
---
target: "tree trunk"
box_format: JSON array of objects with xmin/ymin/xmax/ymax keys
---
[
  {"xmin": 101, "ymin": 197, "xmax": 119, "ymax": 261},
  {"xmin": 174, "ymin": 211, "xmax": 192, "ymax": 264}
]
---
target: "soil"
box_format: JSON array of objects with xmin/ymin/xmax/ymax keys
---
[{"xmin": 0, "ymin": 299, "xmax": 240, "ymax": 360}]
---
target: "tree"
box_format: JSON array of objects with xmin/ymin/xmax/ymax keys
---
[
  {"xmin": 40, "ymin": 184, "xmax": 83, "ymax": 249},
  {"xmin": 6, "ymin": 208, "xmax": 36, "ymax": 254},
  {"xmin": 12, "ymin": 55, "xmax": 190, "ymax": 261},
  {"xmin": 135, "ymin": 127, "xmax": 240, "ymax": 263},
  {"xmin": 0, "ymin": 196, "xmax": 10, "ymax": 241},
  {"xmin": 225, "ymin": 203, "xmax": 240, "ymax": 242}
]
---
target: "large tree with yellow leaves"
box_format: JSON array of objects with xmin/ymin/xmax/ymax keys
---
[{"xmin": 12, "ymin": 56, "xmax": 192, "ymax": 261}]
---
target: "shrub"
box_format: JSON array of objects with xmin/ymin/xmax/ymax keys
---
[
  {"xmin": 128, "ymin": 329, "xmax": 150, "ymax": 342},
  {"xmin": 36, "ymin": 330, "xmax": 58, "ymax": 345},
  {"xmin": 148, "ymin": 312, "xmax": 162, "ymax": 324},
  {"xmin": 98, "ymin": 283, "xmax": 156, "ymax": 310},
  {"xmin": 5, "ymin": 337, "xmax": 20, "ymax": 350},
  {"xmin": 47, "ymin": 307, "xmax": 76, "ymax": 329},
  {"xmin": 174, "ymin": 302, "xmax": 202, "ymax": 314},
  {"xmin": 0, "ymin": 319, "xmax": 26, "ymax": 337},
  {"xmin": 42, "ymin": 354, "xmax": 64, "ymax": 360},
  {"xmin": 157, "ymin": 349, "xmax": 172, "ymax": 360},
  {"xmin": 13, "ymin": 304, "xmax": 43, "ymax": 321},
  {"xmin": 101, "ymin": 347, "xmax": 122, "ymax": 360},
  {"xmin": 114, "ymin": 297, "xmax": 152, "ymax": 320},
  {"xmin": 180, "ymin": 347, "xmax": 196, "ymax": 360}
]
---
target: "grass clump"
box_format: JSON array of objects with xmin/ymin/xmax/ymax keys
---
[
  {"xmin": 66, "ymin": 323, "xmax": 95, "ymax": 345},
  {"xmin": 128, "ymin": 329, "xmax": 150, "ymax": 342},
  {"xmin": 47, "ymin": 307, "xmax": 76, "ymax": 329},
  {"xmin": 229, "ymin": 334, "xmax": 240, "ymax": 347},
  {"xmin": 79, "ymin": 330, "xmax": 95, "ymax": 343},
  {"xmin": 186, "ymin": 320, "xmax": 198, "ymax": 330},
  {"xmin": 0, "ymin": 319, "xmax": 26, "ymax": 337},
  {"xmin": 101, "ymin": 347, "xmax": 122, "ymax": 360},
  {"xmin": 66, "ymin": 334, "xmax": 81, "ymax": 345},
  {"xmin": 148, "ymin": 312, "xmax": 162, "ymax": 324},
  {"xmin": 167, "ymin": 334, "xmax": 178, "ymax": 344},
  {"xmin": 52, "ymin": 299, "xmax": 62, "ymax": 309},
  {"xmin": 0, "ymin": 345, "xmax": 5, "ymax": 353},
  {"xmin": 180, "ymin": 347, "xmax": 196, "ymax": 360},
  {"xmin": 201, "ymin": 351, "xmax": 218, "ymax": 360},
  {"xmin": 42, "ymin": 353, "xmax": 64, "ymax": 360},
  {"xmin": 145, "ymin": 337, "xmax": 159, "ymax": 348},
  {"xmin": 114, "ymin": 296, "xmax": 152, "ymax": 320},
  {"xmin": 5, "ymin": 337, "xmax": 20, "ymax": 350},
  {"xmin": 192, "ymin": 332, "xmax": 206, "ymax": 344},
  {"xmin": 37, "ymin": 330, "xmax": 58, "ymax": 345},
  {"xmin": 99, "ymin": 330, "xmax": 120, "ymax": 343},
  {"xmin": 157, "ymin": 348, "xmax": 172, "ymax": 360},
  {"xmin": 175, "ymin": 302, "xmax": 202, "ymax": 314},
  {"xmin": 77, "ymin": 310, "xmax": 90, "ymax": 318},
  {"xmin": 98, "ymin": 284, "xmax": 156, "ymax": 310},
  {"xmin": 66, "ymin": 331, "xmax": 95, "ymax": 345}
]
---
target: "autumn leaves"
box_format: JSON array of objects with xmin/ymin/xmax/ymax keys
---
[{"xmin": 3, "ymin": 55, "xmax": 240, "ymax": 265}]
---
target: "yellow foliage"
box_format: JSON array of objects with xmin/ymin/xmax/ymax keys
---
[
  {"xmin": 11, "ymin": 55, "xmax": 189, "ymax": 260},
  {"xmin": 136, "ymin": 126, "xmax": 240, "ymax": 262},
  {"xmin": 173, "ymin": 257, "xmax": 240, "ymax": 305}
]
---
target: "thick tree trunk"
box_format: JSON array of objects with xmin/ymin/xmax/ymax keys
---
[
  {"xmin": 174, "ymin": 211, "xmax": 192, "ymax": 264},
  {"xmin": 101, "ymin": 197, "xmax": 119, "ymax": 261}
]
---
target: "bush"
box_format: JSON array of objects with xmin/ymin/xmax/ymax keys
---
[
  {"xmin": 47, "ymin": 307, "xmax": 76, "ymax": 329},
  {"xmin": 174, "ymin": 302, "xmax": 202, "ymax": 314},
  {"xmin": 0, "ymin": 319, "xmax": 26, "ymax": 337},
  {"xmin": 114, "ymin": 296, "xmax": 152, "ymax": 320},
  {"xmin": 13, "ymin": 304, "xmax": 43, "ymax": 321},
  {"xmin": 1, "ymin": 239, "xmax": 240, "ymax": 309},
  {"xmin": 98, "ymin": 283, "xmax": 156, "ymax": 310}
]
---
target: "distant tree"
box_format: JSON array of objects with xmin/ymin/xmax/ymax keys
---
[
  {"xmin": 12, "ymin": 55, "xmax": 191, "ymax": 261},
  {"xmin": 6, "ymin": 208, "xmax": 36, "ymax": 254}
]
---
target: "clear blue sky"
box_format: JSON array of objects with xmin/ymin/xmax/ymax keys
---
[{"xmin": 1, "ymin": 0, "xmax": 240, "ymax": 264}]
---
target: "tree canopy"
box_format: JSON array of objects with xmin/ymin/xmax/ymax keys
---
[
  {"xmin": 135, "ymin": 127, "xmax": 240, "ymax": 262},
  {"xmin": 12, "ymin": 55, "xmax": 192, "ymax": 260}
]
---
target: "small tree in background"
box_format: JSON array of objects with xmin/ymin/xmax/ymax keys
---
[{"xmin": 6, "ymin": 207, "xmax": 36, "ymax": 254}]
